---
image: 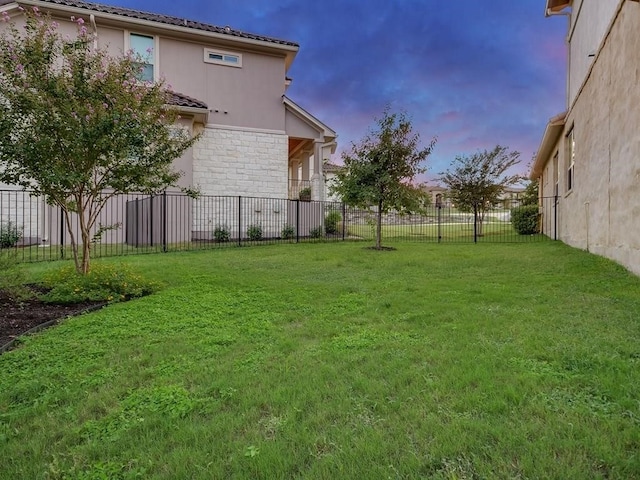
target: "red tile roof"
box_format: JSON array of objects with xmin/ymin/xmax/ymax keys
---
[{"xmin": 0, "ymin": 0, "xmax": 299, "ymax": 47}]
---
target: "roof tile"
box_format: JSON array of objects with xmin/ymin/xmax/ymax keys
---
[{"xmin": 0, "ymin": 0, "xmax": 299, "ymax": 47}]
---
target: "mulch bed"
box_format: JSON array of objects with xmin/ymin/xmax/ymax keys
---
[{"xmin": 0, "ymin": 286, "xmax": 105, "ymax": 351}]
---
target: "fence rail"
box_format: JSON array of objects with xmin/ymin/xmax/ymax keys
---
[{"xmin": 0, "ymin": 189, "xmax": 558, "ymax": 263}]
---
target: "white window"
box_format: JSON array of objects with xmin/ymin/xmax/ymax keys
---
[
  {"xmin": 128, "ymin": 33, "xmax": 156, "ymax": 82},
  {"xmin": 204, "ymin": 48, "xmax": 242, "ymax": 68},
  {"xmin": 565, "ymin": 127, "xmax": 575, "ymax": 193}
]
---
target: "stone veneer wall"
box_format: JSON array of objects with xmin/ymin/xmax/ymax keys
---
[{"xmin": 192, "ymin": 126, "xmax": 290, "ymax": 239}]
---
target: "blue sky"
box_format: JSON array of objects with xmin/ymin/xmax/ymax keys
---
[{"xmin": 107, "ymin": 0, "xmax": 568, "ymax": 182}]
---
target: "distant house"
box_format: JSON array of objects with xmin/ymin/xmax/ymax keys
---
[
  {"xmin": 322, "ymin": 162, "xmax": 343, "ymax": 203},
  {"xmin": 530, "ymin": 0, "xmax": 640, "ymax": 276},
  {"xmin": 0, "ymin": 0, "xmax": 337, "ymax": 243},
  {"xmin": 422, "ymin": 185, "xmax": 524, "ymax": 209}
]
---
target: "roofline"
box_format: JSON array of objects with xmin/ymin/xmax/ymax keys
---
[
  {"xmin": 530, "ymin": 111, "xmax": 566, "ymax": 179},
  {"xmin": 2, "ymin": 0, "xmax": 299, "ymax": 69},
  {"xmin": 283, "ymin": 96, "xmax": 336, "ymax": 139},
  {"xmin": 545, "ymin": 0, "xmax": 571, "ymax": 17}
]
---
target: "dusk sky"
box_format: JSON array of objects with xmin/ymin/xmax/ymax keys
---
[{"xmin": 107, "ymin": 0, "xmax": 568, "ymax": 182}]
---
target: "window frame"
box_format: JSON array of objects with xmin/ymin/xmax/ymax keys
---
[
  {"xmin": 565, "ymin": 126, "xmax": 575, "ymax": 194},
  {"xmin": 125, "ymin": 31, "xmax": 159, "ymax": 82},
  {"xmin": 203, "ymin": 48, "xmax": 242, "ymax": 68}
]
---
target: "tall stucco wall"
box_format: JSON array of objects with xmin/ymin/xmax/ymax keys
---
[
  {"xmin": 560, "ymin": 2, "xmax": 640, "ymax": 276},
  {"xmin": 568, "ymin": 0, "xmax": 619, "ymax": 104}
]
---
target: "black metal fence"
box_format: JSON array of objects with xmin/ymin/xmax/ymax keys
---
[{"xmin": 0, "ymin": 189, "xmax": 558, "ymax": 263}]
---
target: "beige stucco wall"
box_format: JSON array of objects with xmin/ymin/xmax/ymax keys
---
[
  {"xmin": 159, "ymin": 38, "xmax": 286, "ymax": 131},
  {"xmin": 568, "ymin": 0, "xmax": 619, "ymax": 104},
  {"xmin": 550, "ymin": 1, "xmax": 640, "ymax": 276}
]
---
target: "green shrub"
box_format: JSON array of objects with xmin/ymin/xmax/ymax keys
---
[
  {"xmin": 41, "ymin": 263, "xmax": 162, "ymax": 304},
  {"xmin": 309, "ymin": 226, "xmax": 323, "ymax": 238},
  {"xmin": 213, "ymin": 225, "xmax": 230, "ymax": 242},
  {"xmin": 281, "ymin": 224, "xmax": 295, "ymax": 240},
  {"xmin": 298, "ymin": 187, "xmax": 311, "ymax": 201},
  {"xmin": 511, "ymin": 205, "xmax": 540, "ymax": 235},
  {"xmin": 247, "ymin": 224, "xmax": 263, "ymax": 241},
  {"xmin": 325, "ymin": 211, "xmax": 342, "ymax": 235},
  {"xmin": 0, "ymin": 221, "xmax": 22, "ymax": 248}
]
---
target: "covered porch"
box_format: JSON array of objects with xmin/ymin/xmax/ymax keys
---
[{"xmin": 283, "ymin": 96, "xmax": 337, "ymax": 201}]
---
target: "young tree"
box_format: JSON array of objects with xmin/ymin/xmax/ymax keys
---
[
  {"xmin": 520, "ymin": 179, "xmax": 539, "ymax": 206},
  {"xmin": 331, "ymin": 108, "xmax": 436, "ymax": 249},
  {"xmin": 0, "ymin": 8, "xmax": 199, "ymax": 274},
  {"xmin": 440, "ymin": 145, "xmax": 521, "ymax": 236}
]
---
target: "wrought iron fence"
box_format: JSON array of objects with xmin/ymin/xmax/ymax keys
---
[{"xmin": 0, "ymin": 188, "xmax": 558, "ymax": 263}]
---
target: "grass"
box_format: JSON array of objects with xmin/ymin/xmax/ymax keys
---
[
  {"xmin": 1, "ymin": 241, "xmax": 640, "ymax": 479},
  {"xmin": 346, "ymin": 221, "xmax": 544, "ymax": 242}
]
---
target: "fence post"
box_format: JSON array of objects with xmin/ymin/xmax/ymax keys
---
[
  {"xmin": 342, "ymin": 202, "xmax": 346, "ymax": 241},
  {"xmin": 554, "ymin": 195, "xmax": 558, "ymax": 241},
  {"xmin": 162, "ymin": 191, "xmax": 168, "ymax": 252},
  {"xmin": 473, "ymin": 205, "xmax": 478, "ymax": 244},
  {"xmin": 238, "ymin": 196, "xmax": 242, "ymax": 247},
  {"xmin": 437, "ymin": 204, "xmax": 442, "ymax": 243},
  {"xmin": 296, "ymin": 199, "xmax": 300, "ymax": 243},
  {"xmin": 59, "ymin": 205, "xmax": 65, "ymax": 259},
  {"xmin": 150, "ymin": 194, "xmax": 154, "ymax": 248}
]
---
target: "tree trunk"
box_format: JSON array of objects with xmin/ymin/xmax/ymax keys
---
[
  {"xmin": 477, "ymin": 210, "xmax": 485, "ymax": 237},
  {"xmin": 61, "ymin": 207, "xmax": 81, "ymax": 273},
  {"xmin": 80, "ymin": 228, "xmax": 91, "ymax": 274}
]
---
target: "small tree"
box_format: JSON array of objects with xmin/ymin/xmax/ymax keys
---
[
  {"xmin": 0, "ymin": 9, "xmax": 199, "ymax": 273},
  {"xmin": 331, "ymin": 109, "xmax": 436, "ymax": 249},
  {"xmin": 520, "ymin": 179, "xmax": 539, "ymax": 206},
  {"xmin": 440, "ymin": 145, "xmax": 520, "ymax": 236}
]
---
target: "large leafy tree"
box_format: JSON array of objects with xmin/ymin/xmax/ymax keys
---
[
  {"xmin": 0, "ymin": 8, "xmax": 199, "ymax": 273},
  {"xmin": 440, "ymin": 145, "xmax": 521, "ymax": 236},
  {"xmin": 332, "ymin": 108, "xmax": 436, "ymax": 249}
]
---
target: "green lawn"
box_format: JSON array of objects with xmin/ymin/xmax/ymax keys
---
[
  {"xmin": 1, "ymin": 242, "xmax": 639, "ymax": 479},
  {"xmin": 346, "ymin": 221, "xmax": 540, "ymax": 242}
]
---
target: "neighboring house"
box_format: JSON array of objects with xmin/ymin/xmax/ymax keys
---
[
  {"xmin": 0, "ymin": 0, "xmax": 337, "ymax": 242},
  {"xmin": 422, "ymin": 185, "xmax": 524, "ymax": 209},
  {"xmin": 530, "ymin": 0, "xmax": 640, "ymax": 276}
]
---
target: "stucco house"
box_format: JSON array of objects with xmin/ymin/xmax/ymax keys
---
[
  {"xmin": 530, "ymin": 0, "xmax": 640, "ymax": 276},
  {"xmin": 0, "ymin": 0, "xmax": 337, "ymax": 243}
]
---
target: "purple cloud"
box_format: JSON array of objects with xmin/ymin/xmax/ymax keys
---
[{"xmin": 107, "ymin": 0, "xmax": 567, "ymax": 179}]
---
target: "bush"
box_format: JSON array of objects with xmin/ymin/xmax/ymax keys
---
[
  {"xmin": 0, "ymin": 221, "xmax": 22, "ymax": 248},
  {"xmin": 213, "ymin": 225, "xmax": 230, "ymax": 243},
  {"xmin": 247, "ymin": 224, "xmax": 263, "ymax": 241},
  {"xmin": 281, "ymin": 224, "xmax": 295, "ymax": 240},
  {"xmin": 41, "ymin": 263, "xmax": 162, "ymax": 304},
  {"xmin": 309, "ymin": 226, "xmax": 323, "ymax": 238},
  {"xmin": 298, "ymin": 187, "xmax": 311, "ymax": 201},
  {"xmin": 325, "ymin": 211, "xmax": 342, "ymax": 235},
  {"xmin": 511, "ymin": 205, "xmax": 539, "ymax": 235}
]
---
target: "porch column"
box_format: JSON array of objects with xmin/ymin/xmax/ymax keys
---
[
  {"xmin": 300, "ymin": 150, "xmax": 311, "ymax": 182},
  {"xmin": 289, "ymin": 158, "xmax": 299, "ymax": 197},
  {"xmin": 311, "ymin": 140, "xmax": 324, "ymax": 201}
]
